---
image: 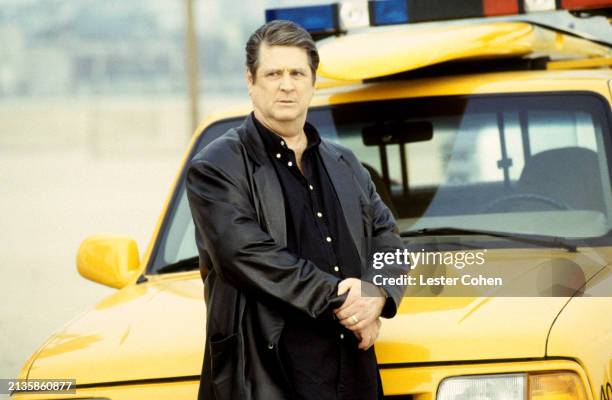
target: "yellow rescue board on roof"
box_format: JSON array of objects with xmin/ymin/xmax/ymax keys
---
[{"xmin": 317, "ymin": 21, "xmax": 612, "ymax": 81}]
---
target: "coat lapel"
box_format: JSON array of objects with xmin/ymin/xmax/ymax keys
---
[
  {"xmin": 319, "ymin": 141, "xmax": 365, "ymax": 264},
  {"xmin": 252, "ymin": 164, "xmax": 287, "ymax": 247},
  {"xmin": 239, "ymin": 114, "xmax": 287, "ymax": 247}
]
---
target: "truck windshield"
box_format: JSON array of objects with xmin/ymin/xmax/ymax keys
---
[{"xmin": 149, "ymin": 92, "xmax": 612, "ymax": 273}]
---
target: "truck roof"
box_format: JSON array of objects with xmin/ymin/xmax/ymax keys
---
[{"xmin": 317, "ymin": 21, "xmax": 612, "ymax": 80}]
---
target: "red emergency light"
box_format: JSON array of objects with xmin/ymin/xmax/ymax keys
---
[
  {"xmin": 368, "ymin": 0, "xmax": 612, "ymax": 25},
  {"xmin": 561, "ymin": 0, "xmax": 612, "ymax": 9},
  {"xmin": 483, "ymin": 0, "xmax": 520, "ymax": 16}
]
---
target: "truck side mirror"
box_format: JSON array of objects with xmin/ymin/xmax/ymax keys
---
[{"xmin": 76, "ymin": 235, "xmax": 141, "ymax": 289}]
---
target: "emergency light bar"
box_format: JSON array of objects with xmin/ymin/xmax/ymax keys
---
[
  {"xmin": 265, "ymin": 0, "xmax": 612, "ymax": 37},
  {"xmin": 265, "ymin": 4, "xmax": 340, "ymax": 35}
]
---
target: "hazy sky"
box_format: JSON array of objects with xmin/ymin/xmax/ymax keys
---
[{"xmin": 0, "ymin": 0, "xmax": 609, "ymax": 42}]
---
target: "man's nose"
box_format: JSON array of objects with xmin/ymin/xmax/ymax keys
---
[{"xmin": 279, "ymin": 72, "xmax": 294, "ymax": 91}]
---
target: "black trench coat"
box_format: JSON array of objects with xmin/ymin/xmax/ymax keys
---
[{"xmin": 185, "ymin": 114, "xmax": 407, "ymax": 400}]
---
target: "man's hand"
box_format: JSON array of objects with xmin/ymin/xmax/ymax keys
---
[
  {"xmin": 353, "ymin": 317, "xmax": 382, "ymax": 350},
  {"xmin": 334, "ymin": 278, "xmax": 386, "ymax": 332}
]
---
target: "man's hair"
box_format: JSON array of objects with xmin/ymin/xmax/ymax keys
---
[{"xmin": 245, "ymin": 20, "xmax": 319, "ymax": 84}]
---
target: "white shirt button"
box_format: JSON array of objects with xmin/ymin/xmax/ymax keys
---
[
  {"xmin": 340, "ymin": 333, "xmax": 344, "ymax": 339},
  {"xmin": 276, "ymin": 153, "xmax": 281, "ymax": 159},
  {"xmin": 267, "ymin": 343, "xmax": 274, "ymax": 350},
  {"xmin": 316, "ymin": 212, "xmax": 323, "ymax": 218},
  {"xmin": 287, "ymin": 161, "xmax": 293, "ymax": 167},
  {"xmin": 326, "ymin": 236, "xmax": 332, "ymax": 243},
  {"xmin": 309, "ymin": 184, "xmax": 314, "ymax": 190},
  {"xmin": 280, "ymin": 140, "xmax": 285, "ymax": 146},
  {"xmin": 333, "ymin": 265, "xmax": 340, "ymax": 272}
]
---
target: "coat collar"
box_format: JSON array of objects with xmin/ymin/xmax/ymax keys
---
[
  {"xmin": 318, "ymin": 141, "xmax": 364, "ymax": 263},
  {"xmin": 239, "ymin": 113, "xmax": 269, "ymax": 167},
  {"xmin": 237, "ymin": 113, "xmax": 364, "ymax": 263},
  {"xmin": 240, "ymin": 113, "xmax": 335, "ymax": 164}
]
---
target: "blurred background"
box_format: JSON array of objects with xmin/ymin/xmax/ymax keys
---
[
  {"xmin": 0, "ymin": 0, "xmax": 272, "ymax": 383},
  {"xmin": 1, "ymin": 0, "xmax": 610, "ymax": 387}
]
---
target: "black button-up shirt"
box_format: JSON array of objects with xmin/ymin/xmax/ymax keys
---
[{"xmin": 253, "ymin": 114, "xmax": 382, "ymax": 400}]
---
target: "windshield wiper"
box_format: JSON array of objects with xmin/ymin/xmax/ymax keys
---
[
  {"xmin": 156, "ymin": 255, "xmax": 200, "ymax": 274},
  {"xmin": 400, "ymin": 227, "xmax": 577, "ymax": 252}
]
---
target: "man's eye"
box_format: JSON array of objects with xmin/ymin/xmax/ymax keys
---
[
  {"xmin": 292, "ymin": 71, "xmax": 305, "ymax": 77},
  {"xmin": 267, "ymin": 71, "xmax": 280, "ymax": 77}
]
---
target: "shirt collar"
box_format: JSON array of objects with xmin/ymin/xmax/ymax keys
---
[{"xmin": 252, "ymin": 112, "xmax": 321, "ymax": 158}]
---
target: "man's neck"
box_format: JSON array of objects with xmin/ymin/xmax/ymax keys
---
[{"xmin": 254, "ymin": 110, "xmax": 307, "ymax": 153}]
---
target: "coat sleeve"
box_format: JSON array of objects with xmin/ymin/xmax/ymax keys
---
[
  {"xmin": 348, "ymin": 153, "xmax": 409, "ymax": 319},
  {"xmin": 186, "ymin": 159, "xmax": 347, "ymax": 319}
]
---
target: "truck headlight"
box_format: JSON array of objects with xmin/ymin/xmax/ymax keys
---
[{"xmin": 437, "ymin": 372, "xmax": 587, "ymax": 400}]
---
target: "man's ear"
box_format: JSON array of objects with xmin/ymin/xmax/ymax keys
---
[
  {"xmin": 245, "ymin": 68, "xmax": 254, "ymax": 91},
  {"xmin": 246, "ymin": 69, "xmax": 256, "ymax": 97}
]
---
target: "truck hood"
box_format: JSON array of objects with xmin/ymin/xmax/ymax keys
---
[
  {"xmin": 27, "ymin": 248, "xmax": 608, "ymax": 383},
  {"xmin": 376, "ymin": 247, "xmax": 609, "ymax": 364},
  {"xmin": 27, "ymin": 276, "xmax": 206, "ymax": 384}
]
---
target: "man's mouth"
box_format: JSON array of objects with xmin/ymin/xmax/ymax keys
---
[{"xmin": 277, "ymin": 100, "xmax": 296, "ymax": 104}]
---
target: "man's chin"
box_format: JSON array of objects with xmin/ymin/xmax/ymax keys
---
[{"xmin": 271, "ymin": 110, "xmax": 302, "ymax": 122}]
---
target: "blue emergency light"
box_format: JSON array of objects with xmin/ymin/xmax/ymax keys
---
[
  {"xmin": 265, "ymin": 4, "xmax": 340, "ymax": 35},
  {"xmin": 369, "ymin": 0, "xmax": 409, "ymax": 26}
]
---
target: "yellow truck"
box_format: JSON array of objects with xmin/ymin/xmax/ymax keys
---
[{"xmin": 12, "ymin": 1, "xmax": 612, "ymax": 399}]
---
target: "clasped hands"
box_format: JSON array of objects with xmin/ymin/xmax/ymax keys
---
[{"xmin": 333, "ymin": 278, "xmax": 386, "ymax": 351}]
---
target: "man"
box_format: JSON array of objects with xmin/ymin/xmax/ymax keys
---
[{"xmin": 186, "ymin": 20, "xmax": 407, "ymax": 400}]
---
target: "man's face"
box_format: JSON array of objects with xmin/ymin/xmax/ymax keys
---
[{"xmin": 247, "ymin": 43, "xmax": 315, "ymax": 126}]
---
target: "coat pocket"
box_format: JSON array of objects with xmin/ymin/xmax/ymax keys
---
[{"xmin": 210, "ymin": 332, "xmax": 245, "ymax": 400}]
